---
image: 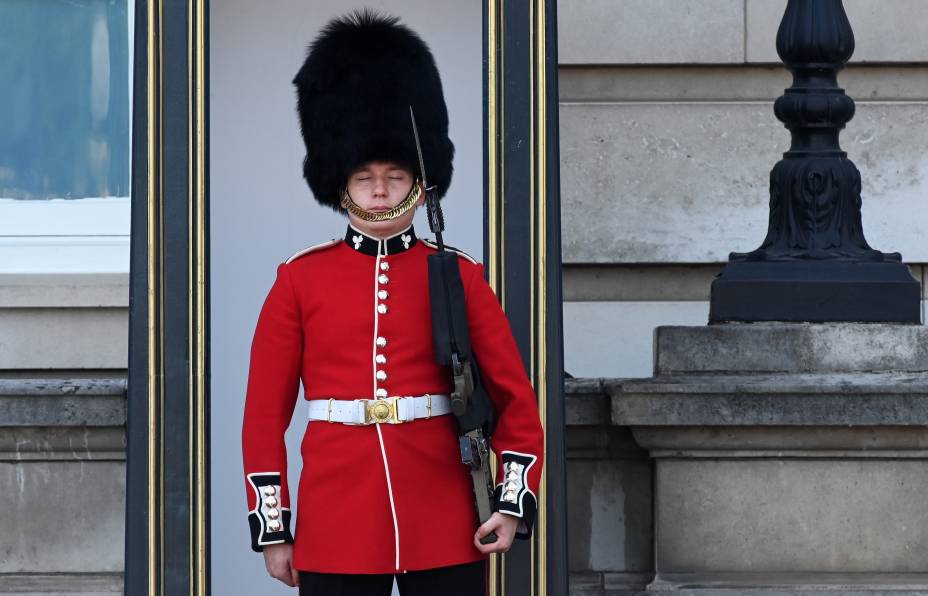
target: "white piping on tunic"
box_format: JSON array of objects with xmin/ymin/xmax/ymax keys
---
[
  {"xmin": 285, "ymin": 239, "xmax": 338, "ymax": 264},
  {"xmin": 372, "ymin": 241, "xmax": 401, "ymax": 570},
  {"xmin": 419, "ymin": 238, "xmax": 478, "ymax": 264}
]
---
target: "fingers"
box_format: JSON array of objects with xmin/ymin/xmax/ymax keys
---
[
  {"xmin": 263, "ymin": 546, "xmax": 299, "ymax": 587},
  {"xmin": 473, "ymin": 518, "xmax": 514, "ymax": 555},
  {"xmin": 270, "ymin": 564, "xmax": 296, "ymax": 587},
  {"xmin": 474, "ymin": 519, "xmax": 495, "ymax": 540},
  {"xmin": 474, "ymin": 532, "xmax": 513, "ymax": 554}
]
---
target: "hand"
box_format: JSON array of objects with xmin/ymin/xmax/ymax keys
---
[
  {"xmin": 473, "ymin": 512, "xmax": 520, "ymax": 555},
  {"xmin": 263, "ymin": 543, "xmax": 299, "ymax": 587}
]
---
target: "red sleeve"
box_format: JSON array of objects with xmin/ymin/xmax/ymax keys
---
[
  {"xmin": 241, "ymin": 262, "xmax": 302, "ymax": 551},
  {"xmin": 464, "ymin": 262, "xmax": 544, "ymax": 538}
]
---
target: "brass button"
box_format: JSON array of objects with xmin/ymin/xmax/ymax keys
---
[
  {"xmin": 378, "ymin": 274, "xmax": 389, "ymax": 285},
  {"xmin": 378, "ymin": 290, "xmax": 389, "ymax": 300},
  {"xmin": 262, "ymin": 486, "xmax": 276, "ymax": 496},
  {"xmin": 376, "ymin": 336, "xmax": 387, "ymax": 348},
  {"xmin": 375, "ymin": 354, "xmax": 387, "ymax": 364},
  {"xmin": 375, "ymin": 388, "xmax": 388, "ymax": 398},
  {"xmin": 267, "ymin": 508, "xmax": 280, "ymax": 520},
  {"xmin": 268, "ymin": 520, "xmax": 282, "ymax": 532},
  {"xmin": 377, "ymin": 304, "xmax": 388, "ymax": 314},
  {"xmin": 380, "ymin": 261, "xmax": 390, "ymax": 271},
  {"xmin": 264, "ymin": 496, "xmax": 279, "ymax": 508},
  {"xmin": 376, "ymin": 370, "xmax": 387, "ymax": 381}
]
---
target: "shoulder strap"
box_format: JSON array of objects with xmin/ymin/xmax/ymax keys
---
[
  {"xmin": 285, "ymin": 239, "xmax": 340, "ymax": 264},
  {"xmin": 420, "ymin": 238, "xmax": 478, "ymax": 264}
]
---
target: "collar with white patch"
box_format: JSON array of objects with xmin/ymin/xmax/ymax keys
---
[{"xmin": 345, "ymin": 225, "xmax": 417, "ymax": 256}]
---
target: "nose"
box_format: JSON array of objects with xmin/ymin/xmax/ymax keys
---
[{"xmin": 372, "ymin": 177, "xmax": 387, "ymax": 198}]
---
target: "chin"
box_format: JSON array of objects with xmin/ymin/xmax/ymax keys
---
[{"xmin": 352, "ymin": 216, "xmax": 414, "ymax": 239}]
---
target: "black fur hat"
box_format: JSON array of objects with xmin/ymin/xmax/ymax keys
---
[{"xmin": 292, "ymin": 10, "xmax": 455, "ymax": 210}]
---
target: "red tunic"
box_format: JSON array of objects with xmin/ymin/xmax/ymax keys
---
[{"xmin": 242, "ymin": 225, "xmax": 544, "ymax": 574}]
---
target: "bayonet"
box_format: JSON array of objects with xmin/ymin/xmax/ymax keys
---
[{"xmin": 409, "ymin": 106, "xmax": 445, "ymax": 250}]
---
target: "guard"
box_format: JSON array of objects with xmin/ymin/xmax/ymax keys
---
[{"xmin": 241, "ymin": 10, "xmax": 544, "ymax": 595}]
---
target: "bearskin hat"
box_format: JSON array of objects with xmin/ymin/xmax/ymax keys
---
[{"xmin": 292, "ymin": 10, "xmax": 455, "ymax": 210}]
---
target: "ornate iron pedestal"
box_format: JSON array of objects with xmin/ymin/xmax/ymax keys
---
[{"xmin": 709, "ymin": 0, "xmax": 921, "ymax": 323}]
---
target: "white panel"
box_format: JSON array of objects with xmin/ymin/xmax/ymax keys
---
[
  {"xmin": 0, "ymin": 237, "xmax": 130, "ymax": 274},
  {"xmin": 0, "ymin": 198, "xmax": 130, "ymax": 236},
  {"xmin": 0, "ymin": 198, "xmax": 130, "ymax": 274},
  {"xmin": 209, "ymin": 2, "xmax": 482, "ymax": 594},
  {"xmin": 563, "ymin": 301, "xmax": 710, "ymax": 379}
]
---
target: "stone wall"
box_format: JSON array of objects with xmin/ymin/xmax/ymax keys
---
[
  {"xmin": 0, "ymin": 275, "xmax": 127, "ymax": 595},
  {"xmin": 558, "ymin": 0, "xmax": 928, "ymax": 379}
]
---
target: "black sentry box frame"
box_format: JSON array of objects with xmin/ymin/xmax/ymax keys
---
[{"xmin": 125, "ymin": 2, "xmax": 565, "ymax": 595}]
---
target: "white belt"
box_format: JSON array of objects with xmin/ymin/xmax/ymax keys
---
[{"xmin": 307, "ymin": 394, "xmax": 452, "ymax": 425}]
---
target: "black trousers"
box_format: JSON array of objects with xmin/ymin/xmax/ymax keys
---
[{"xmin": 299, "ymin": 560, "xmax": 486, "ymax": 596}]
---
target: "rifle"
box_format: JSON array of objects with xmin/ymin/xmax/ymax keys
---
[{"xmin": 410, "ymin": 107, "xmax": 499, "ymax": 545}]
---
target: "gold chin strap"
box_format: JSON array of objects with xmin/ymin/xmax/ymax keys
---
[{"xmin": 340, "ymin": 182, "xmax": 422, "ymax": 223}]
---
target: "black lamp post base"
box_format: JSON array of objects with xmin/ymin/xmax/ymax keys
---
[{"xmin": 709, "ymin": 261, "xmax": 922, "ymax": 324}]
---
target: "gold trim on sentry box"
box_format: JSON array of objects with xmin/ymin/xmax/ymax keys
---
[
  {"xmin": 146, "ymin": 0, "xmax": 162, "ymax": 594},
  {"xmin": 486, "ymin": 0, "xmax": 500, "ymax": 593},
  {"xmin": 534, "ymin": 1, "xmax": 549, "ymax": 594},
  {"xmin": 188, "ymin": 0, "xmax": 209, "ymax": 593}
]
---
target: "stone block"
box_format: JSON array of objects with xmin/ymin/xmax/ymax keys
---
[
  {"xmin": 559, "ymin": 102, "xmax": 928, "ymax": 264},
  {"xmin": 655, "ymin": 323, "xmax": 928, "ymax": 374},
  {"xmin": 0, "ymin": 427, "xmax": 125, "ymax": 462},
  {"xmin": 615, "ymin": 372, "xmax": 928, "ymax": 427},
  {"xmin": 0, "ymin": 274, "xmax": 128, "ymax": 308},
  {"xmin": 567, "ymin": 425, "xmax": 647, "ymax": 461},
  {"xmin": 0, "ymin": 573, "xmax": 122, "ymax": 595},
  {"xmin": 0, "ymin": 308, "xmax": 127, "ymax": 368},
  {"xmin": 747, "ymin": 0, "xmax": 928, "ymax": 64},
  {"xmin": 0, "ymin": 378, "xmax": 127, "ymax": 427},
  {"xmin": 603, "ymin": 572, "xmax": 655, "ymax": 595},
  {"xmin": 568, "ymin": 458, "xmax": 653, "ymax": 574},
  {"xmin": 558, "ymin": 0, "xmax": 744, "ymax": 65},
  {"xmin": 565, "ymin": 378, "xmax": 612, "ymax": 426},
  {"xmin": 616, "ymin": 320, "xmax": 928, "ymax": 592},
  {"xmin": 569, "ymin": 572, "xmax": 604, "ymax": 596},
  {"xmin": 655, "ymin": 459, "xmax": 928, "ymax": 574},
  {"xmin": 0, "ymin": 461, "xmax": 125, "ymax": 573}
]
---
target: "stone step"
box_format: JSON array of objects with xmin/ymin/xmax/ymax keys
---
[
  {"xmin": 613, "ymin": 371, "xmax": 928, "ymax": 427},
  {"xmin": 0, "ymin": 572, "xmax": 122, "ymax": 595},
  {"xmin": 0, "ymin": 377, "xmax": 126, "ymax": 427},
  {"xmin": 655, "ymin": 324, "xmax": 928, "ymax": 375}
]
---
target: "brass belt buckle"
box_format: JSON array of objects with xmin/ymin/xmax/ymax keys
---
[{"xmin": 366, "ymin": 398, "xmax": 401, "ymax": 424}]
